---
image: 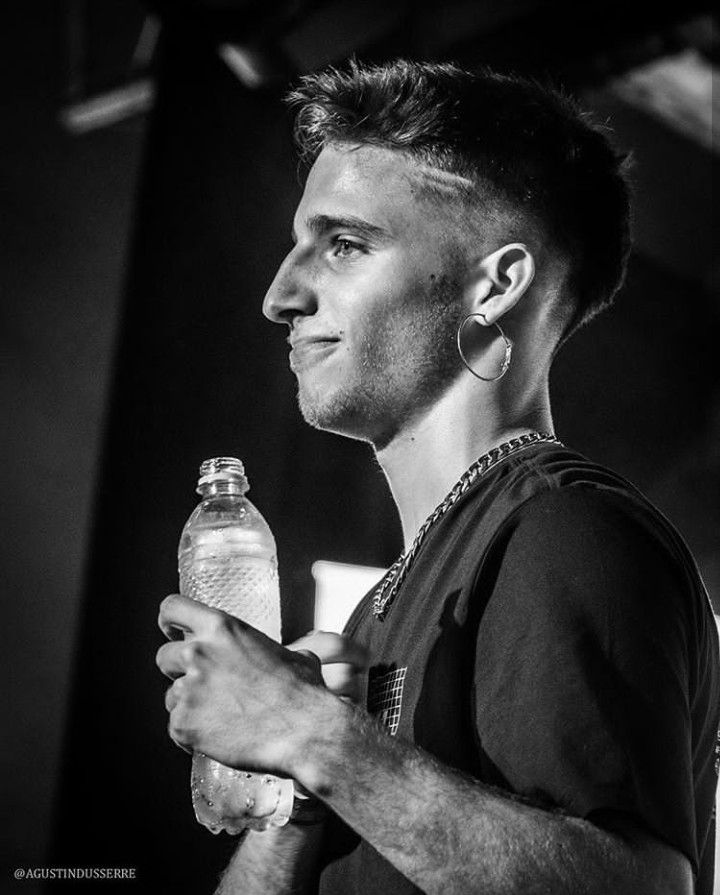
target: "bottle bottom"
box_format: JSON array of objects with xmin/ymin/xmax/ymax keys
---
[{"xmin": 191, "ymin": 753, "xmax": 294, "ymax": 835}]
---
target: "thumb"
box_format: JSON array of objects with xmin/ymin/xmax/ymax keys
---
[{"xmin": 293, "ymin": 648, "xmax": 322, "ymax": 675}]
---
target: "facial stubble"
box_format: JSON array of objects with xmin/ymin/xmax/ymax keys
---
[{"xmin": 295, "ymin": 271, "xmax": 464, "ymax": 447}]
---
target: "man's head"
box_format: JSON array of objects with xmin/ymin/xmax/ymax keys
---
[
  {"xmin": 263, "ymin": 142, "xmax": 466, "ymax": 447},
  {"xmin": 288, "ymin": 59, "xmax": 632, "ymax": 342},
  {"xmin": 263, "ymin": 60, "xmax": 632, "ymax": 445}
]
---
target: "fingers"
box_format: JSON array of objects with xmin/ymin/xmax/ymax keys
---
[
  {"xmin": 158, "ymin": 593, "xmax": 238, "ymax": 641},
  {"xmin": 156, "ymin": 639, "xmax": 204, "ymax": 680},
  {"xmin": 161, "ymin": 675, "xmax": 192, "ymax": 753},
  {"xmin": 320, "ymin": 662, "xmax": 365, "ymax": 699},
  {"xmin": 287, "ymin": 631, "xmax": 368, "ymax": 700},
  {"xmin": 293, "ymin": 648, "xmax": 322, "ymax": 671},
  {"xmin": 168, "ymin": 713, "xmax": 193, "ymax": 755},
  {"xmin": 287, "ymin": 630, "xmax": 369, "ymax": 669},
  {"xmin": 164, "ymin": 681, "xmax": 180, "ymax": 712}
]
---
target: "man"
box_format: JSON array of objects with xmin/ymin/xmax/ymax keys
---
[{"xmin": 156, "ymin": 60, "xmax": 719, "ymax": 894}]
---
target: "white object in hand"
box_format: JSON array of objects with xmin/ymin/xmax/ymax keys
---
[{"xmin": 178, "ymin": 457, "xmax": 294, "ymax": 834}]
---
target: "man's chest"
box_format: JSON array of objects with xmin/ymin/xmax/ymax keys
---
[{"xmin": 352, "ymin": 557, "xmax": 492, "ymax": 773}]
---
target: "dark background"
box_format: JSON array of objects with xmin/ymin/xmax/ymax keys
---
[{"xmin": 1, "ymin": 2, "xmax": 718, "ymax": 892}]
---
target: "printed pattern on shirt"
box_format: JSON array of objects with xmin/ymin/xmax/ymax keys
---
[{"xmin": 367, "ymin": 665, "xmax": 407, "ymax": 736}]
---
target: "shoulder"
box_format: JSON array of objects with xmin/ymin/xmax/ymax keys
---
[
  {"xmin": 457, "ymin": 443, "xmax": 675, "ymax": 556},
  {"xmin": 448, "ymin": 445, "xmax": 706, "ymax": 630},
  {"xmin": 482, "ymin": 477, "xmax": 701, "ymax": 646},
  {"xmin": 505, "ymin": 480, "xmax": 667, "ymax": 547},
  {"xmin": 490, "ymin": 449, "xmax": 691, "ymax": 578}
]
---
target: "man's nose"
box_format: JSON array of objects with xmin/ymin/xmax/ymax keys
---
[{"xmin": 262, "ymin": 249, "xmax": 318, "ymax": 325}]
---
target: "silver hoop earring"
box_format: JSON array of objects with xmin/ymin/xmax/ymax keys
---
[{"xmin": 456, "ymin": 313, "xmax": 513, "ymax": 382}]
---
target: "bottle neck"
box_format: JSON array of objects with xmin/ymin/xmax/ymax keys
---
[{"xmin": 197, "ymin": 480, "xmax": 247, "ymax": 498}]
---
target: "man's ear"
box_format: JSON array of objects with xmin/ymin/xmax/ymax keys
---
[{"xmin": 467, "ymin": 243, "xmax": 535, "ymax": 324}]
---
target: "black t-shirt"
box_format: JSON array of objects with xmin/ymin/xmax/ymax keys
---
[{"xmin": 318, "ymin": 444, "xmax": 720, "ymax": 895}]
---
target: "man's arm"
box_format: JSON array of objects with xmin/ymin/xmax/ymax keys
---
[
  {"xmin": 157, "ymin": 593, "xmax": 694, "ymax": 895},
  {"xmin": 285, "ymin": 684, "xmax": 692, "ymax": 895},
  {"xmin": 213, "ymin": 630, "xmax": 367, "ymax": 895},
  {"xmin": 216, "ymin": 824, "xmax": 324, "ymax": 895}
]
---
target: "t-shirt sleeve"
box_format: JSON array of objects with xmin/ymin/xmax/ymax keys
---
[{"xmin": 472, "ymin": 485, "xmax": 697, "ymax": 869}]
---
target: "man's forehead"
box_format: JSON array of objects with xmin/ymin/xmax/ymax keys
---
[
  {"xmin": 304, "ymin": 144, "xmax": 411, "ymax": 202},
  {"xmin": 297, "ymin": 143, "xmax": 474, "ymax": 229},
  {"xmin": 308, "ymin": 143, "xmax": 473, "ymax": 189}
]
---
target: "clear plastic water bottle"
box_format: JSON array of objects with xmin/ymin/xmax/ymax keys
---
[{"xmin": 178, "ymin": 456, "xmax": 294, "ymax": 834}]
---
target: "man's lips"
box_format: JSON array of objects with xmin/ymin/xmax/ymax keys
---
[{"xmin": 288, "ymin": 337, "xmax": 341, "ymax": 370}]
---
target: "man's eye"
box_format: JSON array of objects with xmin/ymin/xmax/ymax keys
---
[{"xmin": 332, "ymin": 238, "xmax": 363, "ymax": 258}]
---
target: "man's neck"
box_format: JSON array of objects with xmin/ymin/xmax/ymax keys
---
[{"xmin": 375, "ymin": 380, "xmax": 554, "ymax": 550}]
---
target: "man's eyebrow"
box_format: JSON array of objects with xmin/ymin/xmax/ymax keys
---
[{"xmin": 292, "ymin": 214, "xmax": 392, "ymax": 243}]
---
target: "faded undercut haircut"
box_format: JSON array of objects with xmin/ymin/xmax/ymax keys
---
[{"xmin": 286, "ymin": 59, "xmax": 633, "ymax": 342}]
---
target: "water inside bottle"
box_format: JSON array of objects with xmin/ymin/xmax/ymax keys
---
[
  {"xmin": 178, "ymin": 474, "xmax": 291, "ymax": 835},
  {"xmin": 179, "ymin": 548, "xmax": 281, "ymax": 640}
]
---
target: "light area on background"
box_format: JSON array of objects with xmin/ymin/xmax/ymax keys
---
[{"xmin": 312, "ymin": 560, "xmax": 386, "ymax": 633}]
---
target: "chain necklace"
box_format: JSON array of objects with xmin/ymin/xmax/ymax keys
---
[{"xmin": 372, "ymin": 431, "xmax": 563, "ymax": 620}]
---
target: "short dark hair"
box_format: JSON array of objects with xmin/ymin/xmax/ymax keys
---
[{"xmin": 287, "ymin": 59, "xmax": 632, "ymax": 340}]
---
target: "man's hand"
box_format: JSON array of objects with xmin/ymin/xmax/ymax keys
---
[
  {"xmin": 156, "ymin": 593, "xmax": 328, "ymax": 775},
  {"xmin": 287, "ymin": 629, "xmax": 369, "ymax": 702},
  {"xmin": 156, "ymin": 600, "xmax": 367, "ymax": 895}
]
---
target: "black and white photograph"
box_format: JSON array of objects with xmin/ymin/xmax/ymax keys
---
[{"xmin": 2, "ymin": 2, "xmax": 718, "ymax": 893}]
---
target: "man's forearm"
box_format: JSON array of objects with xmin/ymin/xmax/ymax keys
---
[
  {"xmin": 289, "ymin": 688, "xmax": 690, "ymax": 895},
  {"xmin": 216, "ymin": 822, "xmax": 325, "ymax": 895}
]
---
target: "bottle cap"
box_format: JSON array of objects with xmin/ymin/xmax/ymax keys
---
[{"xmin": 197, "ymin": 457, "xmax": 249, "ymax": 492}]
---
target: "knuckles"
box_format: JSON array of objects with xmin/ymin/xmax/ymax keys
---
[
  {"xmin": 168, "ymin": 715, "xmax": 196, "ymax": 753},
  {"xmin": 164, "ymin": 685, "xmax": 178, "ymax": 713},
  {"xmin": 182, "ymin": 641, "xmax": 204, "ymax": 665},
  {"xmin": 157, "ymin": 592, "xmax": 180, "ymax": 624},
  {"xmin": 154, "ymin": 642, "xmax": 177, "ymax": 676},
  {"xmin": 167, "ymin": 692, "xmax": 201, "ymax": 746},
  {"xmin": 209, "ymin": 612, "xmax": 235, "ymax": 639},
  {"xmin": 158, "ymin": 594, "xmax": 175, "ymax": 618}
]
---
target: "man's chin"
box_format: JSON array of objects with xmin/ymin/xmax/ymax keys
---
[
  {"xmin": 296, "ymin": 388, "xmax": 374, "ymax": 443},
  {"xmin": 297, "ymin": 398, "xmax": 350, "ymax": 435},
  {"xmin": 297, "ymin": 388, "xmax": 337, "ymax": 430}
]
